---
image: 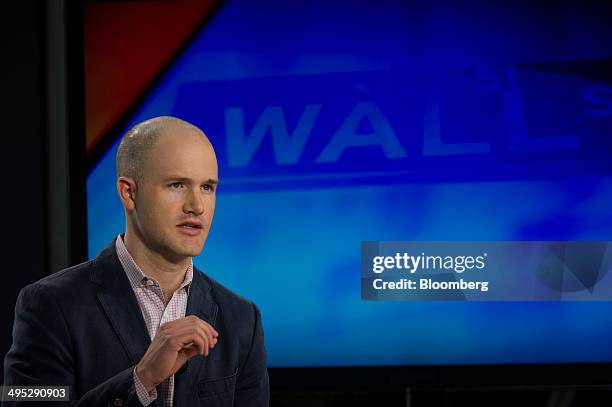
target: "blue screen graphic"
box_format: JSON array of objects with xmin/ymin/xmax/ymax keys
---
[{"xmin": 87, "ymin": 0, "xmax": 612, "ymax": 366}]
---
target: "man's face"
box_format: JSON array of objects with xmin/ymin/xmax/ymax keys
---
[{"xmin": 130, "ymin": 126, "xmax": 218, "ymax": 262}]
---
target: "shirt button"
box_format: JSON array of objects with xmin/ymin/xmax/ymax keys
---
[{"xmin": 113, "ymin": 398, "xmax": 124, "ymax": 406}]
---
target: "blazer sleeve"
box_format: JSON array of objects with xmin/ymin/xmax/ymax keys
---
[
  {"xmin": 3, "ymin": 283, "xmax": 144, "ymax": 407},
  {"xmin": 234, "ymin": 302, "xmax": 270, "ymax": 407}
]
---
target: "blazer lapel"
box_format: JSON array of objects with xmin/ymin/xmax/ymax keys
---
[
  {"xmin": 90, "ymin": 242, "xmax": 151, "ymax": 366},
  {"xmin": 173, "ymin": 269, "xmax": 218, "ymax": 405}
]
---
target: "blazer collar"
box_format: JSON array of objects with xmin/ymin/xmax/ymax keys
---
[{"xmin": 90, "ymin": 241, "xmax": 151, "ymax": 366}]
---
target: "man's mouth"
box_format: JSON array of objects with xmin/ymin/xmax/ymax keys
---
[
  {"xmin": 177, "ymin": 220, "xmax": 203, "ymax": 236},
  {"xmin": 177, "ymin": 220, "xmax": 203, "ymax": 229}
]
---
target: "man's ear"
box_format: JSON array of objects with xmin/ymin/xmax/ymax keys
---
[{"xmin": 117, "ymin": 176, "xmax": 137, "ymax": 211}]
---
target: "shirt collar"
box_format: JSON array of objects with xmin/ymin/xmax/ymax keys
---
[{"xmin": 114, "ymin": 234, "xmax": 194, "ymax": 292}]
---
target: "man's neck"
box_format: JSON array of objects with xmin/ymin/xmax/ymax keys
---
[{"xmin": 122, "ymin": 232, "xmax": 190, "ymax": 299}]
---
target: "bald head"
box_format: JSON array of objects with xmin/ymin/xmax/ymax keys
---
[{"xmin": 116, "ymin": 116, "xmax": 210, "ymax": 183}]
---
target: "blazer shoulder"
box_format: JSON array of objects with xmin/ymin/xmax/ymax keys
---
[
  {"xmin": 18, "ymin": 259, "xmax": 101, "ymax": 310},
  {"xmin": 26, "ymin": 241, "xmax": 117, "ymax": 297},
  {"xmin": 36, "ymin": 259, "xmax": 95, "ymax": 289}
]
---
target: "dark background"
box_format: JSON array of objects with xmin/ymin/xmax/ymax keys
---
[{"xmin": 1, "ymin": 0, "xmax": 48, "ymax": 379}]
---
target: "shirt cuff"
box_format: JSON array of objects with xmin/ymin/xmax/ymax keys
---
[{"xmin": 133, "ymin": 367, "xmax": 158, "ymax": 406}]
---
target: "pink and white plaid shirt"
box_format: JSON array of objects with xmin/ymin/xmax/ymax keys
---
[{"xmin": 115, "ymin": 235, "xmax": 194, "ymax": 407}]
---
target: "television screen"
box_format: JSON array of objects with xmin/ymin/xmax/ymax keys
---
[{"xmin": 86, "ymin": 0, "xmax": 612, "ymax": 368}]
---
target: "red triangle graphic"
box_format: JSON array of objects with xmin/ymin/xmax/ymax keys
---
[{"xmin": 84, "ymin": 0, "xmax": 219, "ymax": 153}]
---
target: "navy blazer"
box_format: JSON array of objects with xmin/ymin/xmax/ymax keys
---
[{"xmin": 3, "ymin": 241, "xmax": 270, "ymax": 406}]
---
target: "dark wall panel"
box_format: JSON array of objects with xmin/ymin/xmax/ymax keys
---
[{"xmin": 0, "ymin": 1, "xmax": 48, "ymax": 380}]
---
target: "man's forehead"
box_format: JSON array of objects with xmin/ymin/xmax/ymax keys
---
[
  {"xmin": 150, "ymin": 163, "xmax": 218, "ymax": 183},
  {"xmin": 141, "ymin": 124, "xmax": 216, "ymax": 174},
  {"xmin": 152, "ymin": 146, "xmax": 217, "ymax": 169}
]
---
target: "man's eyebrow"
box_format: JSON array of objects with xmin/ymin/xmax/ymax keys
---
[
  {"xmin": 163, "ymin": 176, "xmax": 219, "ymax": 185},
  {"xmin": 163, "ymin": 176, "xmax": 191, "ymax": 182}
]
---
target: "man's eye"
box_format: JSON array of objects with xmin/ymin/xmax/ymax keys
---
[
  {"xmin": 201, "ymin": 184, "xmax": 215, "ymax": 192},
  {"xmin": 170, "ymin": 182, "xmax": 184, "ymax": 189}
]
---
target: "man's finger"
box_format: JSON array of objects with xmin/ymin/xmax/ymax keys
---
[
  {"xmin": 166, "ymin": 328, "xmax": 207, "ymax": 355},
  {"xmin": 176, "ymin": 332, "xmax": 207, "ymax": 358},
  {"xmin": 193, "ymin": 319, "xmax": 219, "ymax": 344},
  {"xmin": 162, "ymin": 316, "xmax": 219, "ymax": 338},
  {"xmin": 176, "ymin": 321, "xmax": 217, "ymax": 350},
  {"xmin": 186, "ymin": 315, "xmax": 219, "ymax": 337}
]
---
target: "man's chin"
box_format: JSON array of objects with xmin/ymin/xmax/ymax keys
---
[
  {"xmin": 162, "ymin": 242, "xmax": 203, "ymax": 262},
  {"xmin": 184, "ymin": 249, "xmax": 202, "ymax": 257},
  {"xmin": 177, "ymin": 243, "xmax": 204, "ymax": 258},
  {"xmin": 164, "ymin": 234, "xmax": 206, "ymax": 258}
]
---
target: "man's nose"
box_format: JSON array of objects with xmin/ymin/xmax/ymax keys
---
[{"xmin": 184, "ymin": 188, "xmax": 205, "ymax": 215}]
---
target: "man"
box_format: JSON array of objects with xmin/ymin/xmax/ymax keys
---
[{"xmin": 3, "ymin": 116, "xmax": 270, "ymax": 406}]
